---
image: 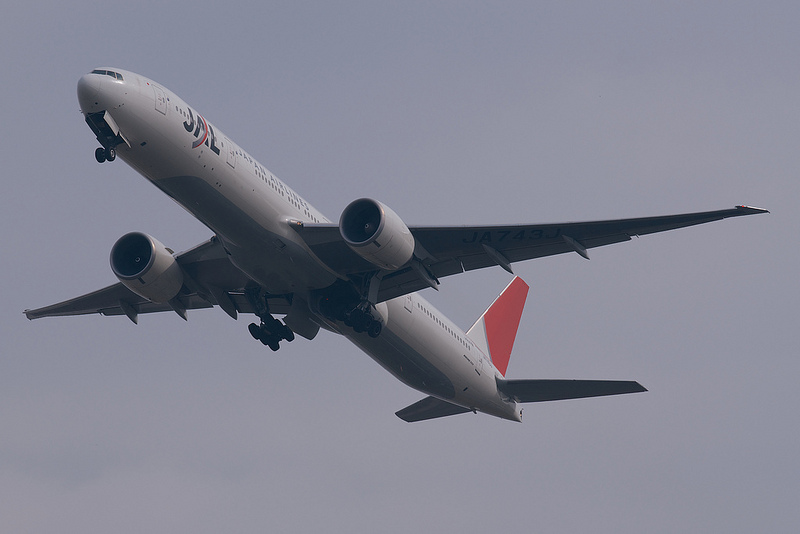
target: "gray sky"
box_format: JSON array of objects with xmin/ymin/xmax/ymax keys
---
[{"xmin": 2, "ymin": 2, "xmax": 797, "ymax": 532}]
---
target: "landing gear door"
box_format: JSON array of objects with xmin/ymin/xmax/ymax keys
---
[
  {"xmin": 85, "ymin": 111, "xmax": 130, "ymax": 149},
  {"xmin": 153, "ymin": 86, "xmax": 167, "ymax": 115}
]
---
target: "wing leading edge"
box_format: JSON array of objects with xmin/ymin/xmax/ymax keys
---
[{"xmin": 298, "ymin": 205, "xmax": 769, "ymax": 302}]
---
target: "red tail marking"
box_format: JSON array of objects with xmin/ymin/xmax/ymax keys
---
[{"xmin": 483, "ymin": 277, "xmax": 529, "ymax": 376}]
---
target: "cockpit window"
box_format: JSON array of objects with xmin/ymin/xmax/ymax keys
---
[{"xmin": 91, "ymin": 69, "xmax": 123, "ymax": 81}]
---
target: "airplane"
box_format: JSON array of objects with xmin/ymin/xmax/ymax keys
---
[{"xmin": 24, "ymin": 68, "xmax": 768, "ymax": 422}]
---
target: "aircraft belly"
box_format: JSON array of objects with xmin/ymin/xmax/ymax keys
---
[
  {"xmin": 151, "ymin": 174, "xmax": 336, "ymax": 292},
  {"xmin": 344, "ymin": 296, "xmax": 494, "ymax": 405},
  {"xmin": 156, "ymin": 175, "xmax": 265, "ymax": 242},
  {"xmin": 348, "ymin": 324, "xmax": 457, "ymax": 400}
]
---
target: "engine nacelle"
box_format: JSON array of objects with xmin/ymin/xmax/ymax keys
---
[
  {"xmin": 110, "ymin": 232, "xmax": 184, "ymax": 303},
  {"xmin": 339, "ymin": 198, "xmax": 415, "ymax": 271}
]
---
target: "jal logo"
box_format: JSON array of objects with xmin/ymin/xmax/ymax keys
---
[{"xmin": 183, "ymin": 108, "xmax": 221, "ymax": 155}]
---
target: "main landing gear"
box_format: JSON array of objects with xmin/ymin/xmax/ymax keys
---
[
  {"xmin": 248, "ymin": 317, "xmax": 294, "ymax": 351},
  {"xmin": 319, "ymin": 295, "xmax": 382, "ymax": 339},
  {"xmin": 246, "ymin": 288, "xmax": 295, "ymax": 351},
  {"xmin": 95, "ymin": 146, "xmax": 116, "ymax": 163},
  {"xmin": 343, "ymin": 305, "xmax": 382, "ymax": 338}
]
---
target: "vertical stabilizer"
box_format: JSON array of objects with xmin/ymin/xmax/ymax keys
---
[{"xmin": 466, "ymin": 277, "xmax": 529, "ymax": 376}]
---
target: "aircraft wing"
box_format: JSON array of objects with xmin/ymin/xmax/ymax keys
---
[
  {"xmin": 298, "ymin": 205, "xmax": 768, "ymax": 302},
  {"xmin": 27, "ymin": 205, "xmax": 767, "ymax": 320},
  {"xmin": 24, "ymin": 237, "xmax": 290, "ymax": 322}
]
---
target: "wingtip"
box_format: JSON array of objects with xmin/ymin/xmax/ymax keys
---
[
  {"xmin": 23, "ymin": 308, "xmax": 45, "ymax": 321},
  {"xmin": 735, "ymin": 205, "xmax": 770, "ymax": 214}
]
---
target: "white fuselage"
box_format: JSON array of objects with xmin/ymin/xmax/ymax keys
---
[{"xmin": 77, "ymin": 68, "xmax": 521, "ymax": 421}]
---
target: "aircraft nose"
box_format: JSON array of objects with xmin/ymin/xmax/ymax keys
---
[
  {"xmin": 77, "ymin": 73, "xmax": 101, "ymax": 113},
  {"xmin": 78, "ymin": 69, "xmax": 132, "ymax": 114}
]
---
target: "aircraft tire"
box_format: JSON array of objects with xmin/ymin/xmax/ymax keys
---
[
  {"xmin": 282, "ymin": 326, "xmax": 295, "ymax": 342},
  {"xmin": 248, "ymin": 322, "xmax": 261, "ymax": 340},
  {"xmin": 346, "ymin": 308, "xmax": 363, "ymax": 328},
  {"xmin": 358, "ymin": 314, "xmax": 373, "ymax": 333},
  {"xmin": 95, "ymin": 147, "xmax": 106, "ymax": 163},
  {"xmin": 106, "ymin": 147, "xmax": 116, "ymax": 161},
  {"xmin": 367, "ymin": 321, "xmax": 382, "ymax": 338}
]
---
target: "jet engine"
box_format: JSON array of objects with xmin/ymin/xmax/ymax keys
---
[
  {"xmin": 339, "ymin": 198, "xmax": 415, "ymax": 270},
  {"xmin": 110, "ymin": 232, "xmax": 184, "ymax": 303}
]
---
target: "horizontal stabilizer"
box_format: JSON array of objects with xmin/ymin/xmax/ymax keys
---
[
  {"xmin": 498, "ymin": 379, "xmax": 647, "ymax": 403},
  {"xmin": 396, "ymin": 396, "xmax": 472, "ymax": 422}
]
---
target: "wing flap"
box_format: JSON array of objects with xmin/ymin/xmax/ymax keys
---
[{"xmin": 499, "ymin": 379, "xmax": 647, "ymax": 403}]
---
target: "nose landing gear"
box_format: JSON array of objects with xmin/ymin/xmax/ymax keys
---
[
  {"xmin": 94, "ymin": 146, "xmax": 116, "ymax": 163},
  {"xmin": 85, "ymin": 110, "xmax": 124, "ymax": 163}
]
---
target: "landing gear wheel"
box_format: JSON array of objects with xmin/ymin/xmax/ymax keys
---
[
  {"xmin": 105, "ymin": 147, "xmax": 116, "ymax": 161},
  {"xmin": 248, "ymin": 319, "xmax": 293, "ymax": 350},
  {"xmin": 282, "ymin": 326, "xmax": 295, "ymax": 342},
  {"xmin": 248, "ymin": 323, "xmax": 261, "ymax": 340},
  {"xmin": 367, "ymin": 320, "xmax": 382, "ymax": 338},
  {"xmin": 343, "ymin": 309, "xmax": 356, "ymax": 328},
  {"xmin": 357, "ymin": 313, "xmax": 373, "ymax": 333},
  {"xmin": 95, "ymin": 147, "xmax": 106, "ymax": 163},
  {"xmin": 347, "ymin": 308, "xmax": 371, "ymax": 333},
  {"xmin": 257, "ymin": 330, "xmax": 281, "ymax": 350},
  {"xmin": 259, "ymin": 333, "xmax": 281, "ymax": 350}
]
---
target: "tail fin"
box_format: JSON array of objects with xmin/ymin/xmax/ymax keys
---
[{"xmin": 466, "ymin": 276, "xmax": 529, "ymax": 376}]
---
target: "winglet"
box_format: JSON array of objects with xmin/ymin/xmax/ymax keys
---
[{"xmin": 466, "ymin": 277, "xmax": 529, "ymax": 376}]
